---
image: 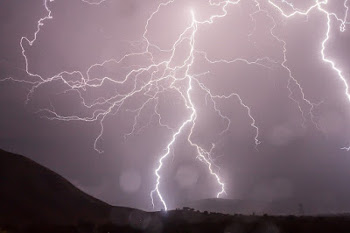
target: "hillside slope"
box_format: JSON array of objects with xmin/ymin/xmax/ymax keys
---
[
  {"xmin": 183, "ymin": 197, "xmax": 350, "ymax": 216},
  {"xmin": 0, "ymin": 149, "xmax": 115, "ymax": 225}
]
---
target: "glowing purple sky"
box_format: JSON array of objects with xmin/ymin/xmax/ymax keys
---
[{"xmin": 1, "ymin": 0, "xmax": 350, "ymax": 212}]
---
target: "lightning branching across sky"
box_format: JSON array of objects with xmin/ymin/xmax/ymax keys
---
[
  {"xmin": 266, "ymin": 0, "xmax": 350, "ymax": 148},
  {"xmin": 1, "ymin": 0, "xmax": 350, "ymax": 210}
]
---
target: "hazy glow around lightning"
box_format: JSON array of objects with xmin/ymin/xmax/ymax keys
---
[
  {"xmin": 2, "ymin": 0, "xmax": 350, "ymax": 211},
  {"xmin": 267, "ymin": 0, "xmax": 350, "ymax": 148}
]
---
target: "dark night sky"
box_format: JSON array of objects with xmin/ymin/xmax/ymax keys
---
[{"xmin": 1, "ymin": 0, "xmax": 350, "ymax": 212}]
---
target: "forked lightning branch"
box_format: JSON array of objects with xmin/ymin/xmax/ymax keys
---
[{"xmin": 1, "ymin": 0, "xmax": 349, "ymax": 211}]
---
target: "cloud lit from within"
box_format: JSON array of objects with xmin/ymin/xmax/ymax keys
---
[{"xmin": 0, "ymin": 0, "xmax": 350, "ymax": 212}]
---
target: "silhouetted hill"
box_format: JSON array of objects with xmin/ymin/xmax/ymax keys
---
[
  {"xmin": 0, "ymin": 149, "xmax": 135, "ymax": 225},
  {"xmin": 2, "ymin": 148, "xmax": 350, "ymax": 233},
  {"xmin": 183, "ymin": 198, "xmax": 350, "ymax": 216},
  {"xmin": 183, "ymin": 198, "xmax": 301, "ymax": 215}
]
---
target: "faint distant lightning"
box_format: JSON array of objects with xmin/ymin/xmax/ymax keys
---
[
  {"xmin": 266, "ymin": 0, "xmax": 350, "ymax": 147},
  {"xmin": 195, "ymin": 79, "xmax": 261, "ymax": 148},
  {"xmin": 249, "ymin": 0, "xmax": 321, "ymax": 128},
  {"xmin": 81, "ymin": 0, "xmax": 108, "ymax": 5},
  {"xmin": 2, "ymin": 0, "xmax": 350, "ymax": 211}
]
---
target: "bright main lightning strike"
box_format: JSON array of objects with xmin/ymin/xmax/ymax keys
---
[{"xmin": 1, "ymin": 0, "xmax": 349, "ymax": 210}]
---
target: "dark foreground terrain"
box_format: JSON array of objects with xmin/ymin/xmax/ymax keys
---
[
  {"xmin": 1, "ymin": 149, "xmax": 350, "ymax": 233},
  {"xmin": 2, "ymin": 212, "xmax": 350, "ymax": 233}
]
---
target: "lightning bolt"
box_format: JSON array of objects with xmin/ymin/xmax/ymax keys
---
[
  {"xmin": 1, "ymin": 0, "xmax": 350, "ymax": 211},
  {"xmin": 265, "ymin": 0, "xmax": 350, "ymax": 147}
]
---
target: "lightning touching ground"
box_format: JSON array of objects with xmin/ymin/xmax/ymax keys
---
[{"xmin": 1, "ymin": 0, "xmax": 350, "ymax": 211}]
